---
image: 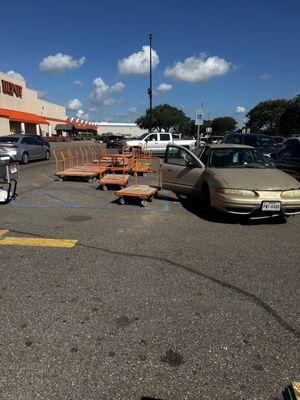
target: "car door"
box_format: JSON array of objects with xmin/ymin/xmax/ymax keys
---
[
  {"xmin": 21, "ymin": 137, "xmax": 36, "ymax": 160},
  {"xmin": 276, "ymin": 144, "xmax": 300, "ymax": 180},
  {"xmin": 158, "ymin": 133, "xmax": 172, "ymax": 153},
  {"xmin": 145, "ymin": 133, "xmax": 159, "ymax": 152},
  {"xmin": 162, "ymin": 145, "xmax": 205, "ymax": 195}
]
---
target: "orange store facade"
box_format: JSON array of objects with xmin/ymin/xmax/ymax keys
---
[{"xmin": 0, "ymin": 71, "xmax": 97, "ymax": 137}]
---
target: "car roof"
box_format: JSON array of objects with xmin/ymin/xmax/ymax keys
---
[
  {"xmin": 225, "ymin": 133, "xmax": 270, "ymax": 138},
  {"xmin": 205, "ymin": 144, "xmax": 254, "ymax": 149}
]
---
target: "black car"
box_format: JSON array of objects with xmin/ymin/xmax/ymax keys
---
[
  {"xmin": 103, "ymin": 134, "xmax": 124, "ymax": 148},
  {"xmin": 223, "ymin": 133, "xmax": 281, "ymax": 156},
  {"xmin": 271, "ymin": 143, "xmax": 300, "ymax": 181}
]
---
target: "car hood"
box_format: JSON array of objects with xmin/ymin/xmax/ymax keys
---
[{"xmin": 208, "ymin": 168, "xmax": 300, "ymax": 190}]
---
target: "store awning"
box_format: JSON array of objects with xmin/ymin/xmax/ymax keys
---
[
  {"xmin": 55, "ymin": 124, "xmax": 74, "ymax": 131},
  {"xmin": 0, "ymin": 108, "xmax": 49, "ymax": 125}
]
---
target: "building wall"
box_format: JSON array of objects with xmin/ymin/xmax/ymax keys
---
[
  {"xmin": 0, "ymin": 116, "xmax": 10, "ymax": 133},
  {"xmin": 0, "ymin": 71, "xmax": 66, "ymax": 136},
  {"xmin": 97, "ymin": 124, "xmax": 145, "ymax": 137}
]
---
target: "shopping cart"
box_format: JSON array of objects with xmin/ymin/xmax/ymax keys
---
[{"xmin": 0, "ymin": 156, "xmax": 18, "ymax": 204}]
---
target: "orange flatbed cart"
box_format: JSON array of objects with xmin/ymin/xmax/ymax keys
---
[
  {"xmin": 115, "ymin": 157, "xmax": 162, "ymax": 207},
  {"xmin": 115, "ymin": 184, "xmax": 158, "ymax": 207},
  {"xmin": 97, "ymin": 154, "xmax": 130, "ymax": 190}
]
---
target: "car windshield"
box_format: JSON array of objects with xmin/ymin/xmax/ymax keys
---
[
  {"xmin": 137, "ymin": 132, "xmax": 149, "ymax": 140},
  {"xmin": 0, "ymin": 136, "xmax": 19, "ymax": 143},
  {"xmin": 210, "ymin": 148, "xmax": 274, "ymax": 169}
]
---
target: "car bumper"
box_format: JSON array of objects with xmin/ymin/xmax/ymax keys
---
[
  {"xmin": 212, "ymin": 192, "xmax": 300, "ymax": 217},
  {"xmin": 0, "ymin": 149, "xmax": 18, "ymax": 161}
]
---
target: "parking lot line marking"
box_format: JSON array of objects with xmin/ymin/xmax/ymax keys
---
[
  {"xmin": 0, "ymin": 230, "xmax": 9, "ymax": 237},
  {"xmin": 0, "ymin": 237, "xmax": 77, "ymax": 248}
]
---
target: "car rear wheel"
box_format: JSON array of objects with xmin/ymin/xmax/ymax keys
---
[{"xmin": 22, "ymin": 152, "xmax": 29, "ymax": 164}]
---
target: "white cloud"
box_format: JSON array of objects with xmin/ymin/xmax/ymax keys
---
[
  {"xmin": 128, "ymin": 107, "xmax": 138, "ymax": 113},
  {"xmin": 164, "ymin": 54, "xmax": 232, "ymax": 83},
  {"xmin": 235, "ymin": 106, "xmax": 246, "ymax": 113},
  {"xmin": 110, "ymin": 82, "xmax": 125, "ymax": 93},
  {"xmin": 74, "ymin": 80, "xmax": 83, "ymax": 86},
  {"xmin": 67, "ymin": 98, "xmax": 83, "ymax": 111},
  {"xmin": 89, "ymin": 77, "xmax": 125, "ymax": 105},
  {"xmin": 76, "ymin": 109, "xmax": 89, "ymax": 120},
  {"xmin": 104, "ymin": 98, "xmax": 118, "ymax": 106},
  {"xmin": 89, "ymin": 107, "xmax": 98, "ymax": 112},
  {"xmin": 39, "ymin": 53, "xmax": 86, "ymax": 74},
  {"xmin": 118, "ymin": 45, "xmax": 159, "ymax": 75},
  {"xmin": 154, "ymin": 83, "xmax": 172, "ymax": 95},
  {"xmin": 6, "ymin": 70, "xmax": 25, "ymax": 81},
  {"xmin": 260, "ymin": 74, "xmax": 271, "ymax": 80}
]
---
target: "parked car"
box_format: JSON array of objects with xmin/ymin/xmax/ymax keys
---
[
  {"xmin": 121, "ymin": 132, "xmax": 196, "ymax": 154},
  {"xmin": 104, "ymin": 134, "xmax": 124, "ymax": 148},
  {"xmin": 0, "ymin": 135, "xmax": 50, "ymax": 164},
  {"xmin": 201, "ymin": 135, "xmax": 224, "ymax": 144},
  {"xmin": 162, "ymin": 144, "xmax": 300, "ymax": 218},
  {"xmin": 271, "ymin": 136, "xmax": 285, "ymax": 144},
  {"xmin": 282, "ymin": 137, "xmax": 300, "ymax": 148},
  {"xmin": 271, "ymin": 143, "xmax": 300, "ymax": 181},
  {"xmin": 223, "ymin": 133, "xmax": 281, "ymax": 156}
]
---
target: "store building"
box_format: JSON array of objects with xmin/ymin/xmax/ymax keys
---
[
  {"xmin": 0, "ymin": 71, "xmax": 97, "ymax": 137},
  {"xmin": 96, "ymin": 122, "xmax": 145, "ymax": 137}
]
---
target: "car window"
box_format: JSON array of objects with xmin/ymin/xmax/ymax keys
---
[
  {"xmin": 160, "ymin": 133, "xmax": 170, "ymax": 141},
  {"xmin": 21, "ymin": 137, "xmax": 30, "ymax": 145},
  {"xmin": 0, "ymin": 136, "xmax": 20, "ymax": 143},
  {"xmin": 199, "ymin": 148, "xmax": 210, "ymax": 166},
  {"xmin": 166, "ymin": 146, "xmax": 193, "ymax": 166},
  {"xmin": 284, "ymin": 138, "xmax": 298, "ymax": 147},
  {"xmin": 224, "ymin": 135, "xmax": 242, "ymax": 144},
  {"xmin": 280, "ymin": 144, "xmax": 300, "ymax": 158},
  {"xmin": 244, "ymin": 136, "xmax": 259, "ymax": 146},
  {"xmin": 210, "ymin": 148, "xmax": 274, "ymax": 169},
  {"xmin": 147, "ymin": 134, "xmax": 157, "ymax": 141},
  {"xmin": 30, "ymin": 136, "xmax": 42, "ymax": 145}
]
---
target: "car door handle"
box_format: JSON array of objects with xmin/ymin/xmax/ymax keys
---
[{"xmin": 166, "ymin": 168, "xmax": 173, "ymax": 172}]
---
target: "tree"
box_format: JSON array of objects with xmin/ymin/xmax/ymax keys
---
[
  {"xmin": 279, "ymin": 95, "xmax": 300, "ymax": 136},
  {"xmin": 135, "ymin": 104, "xmax": 191, "ymax": 134},
  {"xmin": 211, "ymin": 117, "xmax": 237, "ymax": 134},
  {"xmin": 246, "ymin": 99, "xmax": 289, "ymax": 135}
]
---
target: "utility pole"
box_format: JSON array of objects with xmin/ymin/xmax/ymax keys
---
[{"xmin": 147, "ymin": 33, "xmax": 153, "ymax": 132}]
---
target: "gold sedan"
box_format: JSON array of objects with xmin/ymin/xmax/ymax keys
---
[{"xmin": 162, "ymin": 144, "xmax": 300, "ymax": 218}]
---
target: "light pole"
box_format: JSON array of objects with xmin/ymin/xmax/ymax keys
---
[{"xmin": 147, "ymin": 33, "xmax": 153, "ymax": 132}]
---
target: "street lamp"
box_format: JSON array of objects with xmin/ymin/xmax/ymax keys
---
[{"xmin": 148, "ymin": 33, "xmax": 153, "ymax": 132}]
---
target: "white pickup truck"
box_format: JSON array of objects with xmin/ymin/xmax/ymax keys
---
[{"xmin": 121, "ymin": 132, "xmax": 196, "ymax": 154}]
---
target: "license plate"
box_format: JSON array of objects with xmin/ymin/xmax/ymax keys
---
[{"xmin": 262, "ymin": 201, "xmax": 281, "ymax": 211}]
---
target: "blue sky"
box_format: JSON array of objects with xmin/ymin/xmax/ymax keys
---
[{"xmin": 1, "ymin": 0, "xmax": 299, "ymax": 125}]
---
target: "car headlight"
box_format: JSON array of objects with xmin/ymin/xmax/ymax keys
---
[
  {"xmin": 281, "ymin": 189, "xmax": 300, "ymax": 199},
  {"xmin": 218, "ymin": 188, "xmax": 257, "ymax": 198}
]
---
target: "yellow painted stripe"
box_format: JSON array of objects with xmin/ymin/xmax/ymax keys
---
[
  {"xmin": 0, "ymin": 237, "xmax": 77, "ymax": 248},
  {"xmin": 0, "ymin": 230, "xmax": 9, "ymax": 237}
]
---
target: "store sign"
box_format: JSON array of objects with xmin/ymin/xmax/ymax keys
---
[{"xmin": 1, "ymin": 80, "xmax": 23, "ymax": 98}]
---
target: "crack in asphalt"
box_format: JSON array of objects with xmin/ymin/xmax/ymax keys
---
[{"xmin": 8, "ymin": 228, "xmax": 300, "ymax": 340}]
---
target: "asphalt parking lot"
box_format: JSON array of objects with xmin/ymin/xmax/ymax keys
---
[{"xmin": 0, "ymin": 142, "xmax": 299, "ymax": 400}]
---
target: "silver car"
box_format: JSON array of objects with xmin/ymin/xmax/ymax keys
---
[{"xmin": 0, "ymin": 135, "xmax": 50, "ymax": 164}]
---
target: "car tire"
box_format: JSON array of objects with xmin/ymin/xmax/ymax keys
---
[
  {"xmin": 22, "ymin": 152, "xmax": 29, "ymax": 164},
  {"xmin": 45, "ymin": 150, "xmax": 50, "ymax": 160},
  {"xmin": 201, "ymin": 184, "xmax": 211, "ymax": 211}
]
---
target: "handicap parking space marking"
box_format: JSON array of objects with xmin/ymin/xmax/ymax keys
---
[
  {"xmin": 9, "ymin": 187, "xmax": 171, "ymax": 213},
  {"xmin": 0, "ymin": 229, "xmax": 77, "ymax": 248}
]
